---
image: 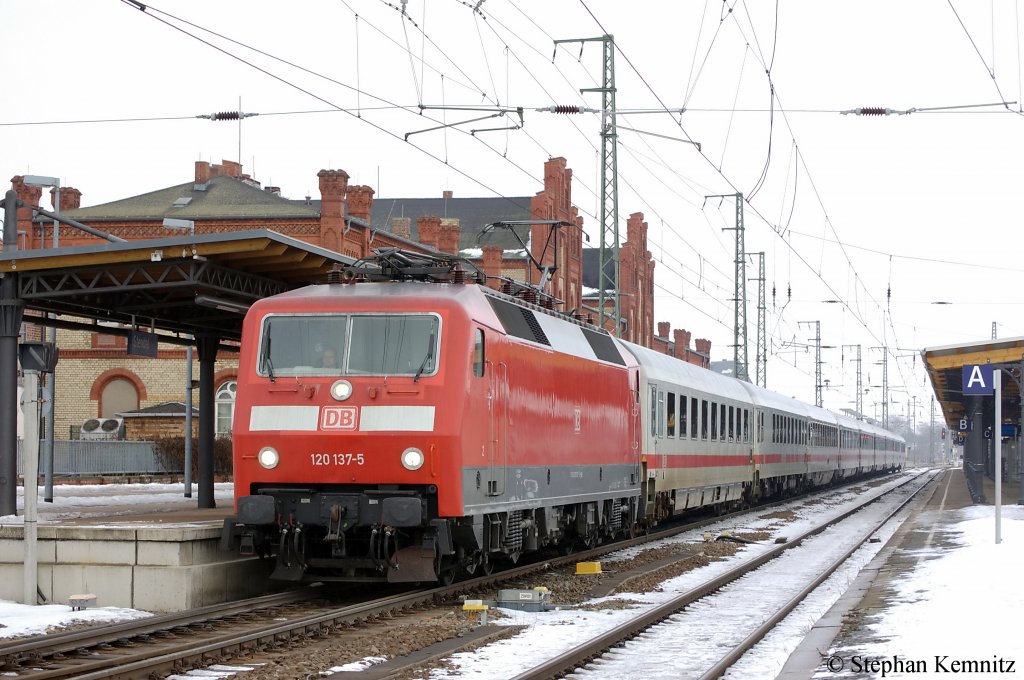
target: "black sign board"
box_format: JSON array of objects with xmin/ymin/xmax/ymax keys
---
[
  {"xmin": 128, "ymin": 330, "xmax": 159, "ymax": 358},
  {"xmin": 19, "ymin": 342, "xmax": 58, "ymax": 372}
]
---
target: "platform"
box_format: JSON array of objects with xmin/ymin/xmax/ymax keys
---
[
  {"xmin": 779, "ymin": 467, "xmax": 1020, "ymax": 678},
  {"xmin": 0, "ymin": 482, "xmax": 271, "ymax": 612}
]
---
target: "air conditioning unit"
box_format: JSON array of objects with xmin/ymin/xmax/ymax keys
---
[{"xmin": 80, "ymin": 417, "xmax": 124, "ymax": 441}]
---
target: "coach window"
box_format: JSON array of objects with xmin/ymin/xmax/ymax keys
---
[
  {"xmin": 702, "ymin": 399, "xmax": 709, "ymax": 440},
  {"xmin": 473, "ymin": 329, "xmax": 485, "ymax": 377},
  {"xmin": 658, "ymin": 390, "xmax": 666, "ymax": 437},
  {"xmin": 742, "ymin": 409, "xmax": 749, "ymax": 443},
  {"xmin": 667, "ymin": 392, "xmax": 676, "ymax": 438},
  {"xmin": 719, "ymin": 403, "xmax": 726, "ymax": 441},
  {"xmin": 679, "ymin": 394, "xmax": 688, "ymax": 439},
  {"xmin": 650, "ymin": 385, "xmax": 658, "ymax": 437},
  {"xmin": 691, "ymin": 397, "xmax": 699, "ymax": 439},
  {"xmin": 727, "ymin": 406, "xmax": 734, "ymax": 441}
]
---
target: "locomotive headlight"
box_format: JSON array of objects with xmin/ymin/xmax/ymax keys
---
[
  {"xmin": 257, "ymin": 446, "xmax": 280, "ymax": 469},
  {"xmin": 330, "ymin": 379, "xmax": 353, "ymax": 401},
  {"xmin": 401, "ymin": 447, "xmax": 425, "ymax": 471}
]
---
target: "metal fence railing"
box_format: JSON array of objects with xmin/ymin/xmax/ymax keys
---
[{"xmin": 16, "ymin": 440, "xmax": 167, "ymax": 476}]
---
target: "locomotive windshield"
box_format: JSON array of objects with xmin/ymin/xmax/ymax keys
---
[{"xmin": 258, "ymin": 313, "xmax": 440, "ymax": 377}]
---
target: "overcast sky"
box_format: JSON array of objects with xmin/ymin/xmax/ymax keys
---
[{"xmin": 4, "ymin": 0, "xmax": 1023, "ymax": 432}]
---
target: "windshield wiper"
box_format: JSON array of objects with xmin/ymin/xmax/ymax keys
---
[
  {"xmin": 413, "ymin": 330, "xmax": 435, "ymax": 383},
  {"xmin": 261, "ymin": 323, "xmax": 276, "ymax": 383}
]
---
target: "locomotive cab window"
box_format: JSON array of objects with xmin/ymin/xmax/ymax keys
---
[{"xmin": 258, "ymin": 313, "xmax": 441, "ymax": 378}]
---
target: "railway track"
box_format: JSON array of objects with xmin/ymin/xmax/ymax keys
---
[
  {"xmin": 0, "ymin": 471, "xmax": 910, "ymax": 679},
  {"xmin": 505, "ymin": 469, "xmax": 937, "ymax": 680}
]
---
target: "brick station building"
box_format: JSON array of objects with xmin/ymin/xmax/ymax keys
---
[{"xmin": 9, "ymin": 155, "xmax": 710, "ymax": 441}]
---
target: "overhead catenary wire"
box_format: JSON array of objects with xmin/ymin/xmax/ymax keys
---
[{"xmin": 101, "ymin": 0, "xmax": 960, "ymax": 409}]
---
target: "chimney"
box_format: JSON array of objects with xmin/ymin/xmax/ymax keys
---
[
  {"xmin": 318, "ymin": 169, "xmax": 350, "ymax": 252},
  {"xmin": 695, "ymin": 338, "xmax": 711, "ymax": 355},
  {"xmin": 347, "ymin": 185, "xmax": 375, "ymax": 223},
  {"xmin": 417, "ymin": 215, "xmax": 441, "ymax": 249},
  {"xmin": 216, "ymin": 160, "xmax": 242, "ymax": 177},
  {"xmin": 442, "ymin": 190, "xmax": 453, "ymax": 199},
  {"xmin": 11, "ymin": 176, "xmax": 42, "ymax": 206},
  {"xmin": 10, "ymin": 176, "xmax": 42, "ymax": 249},
  {"xmin": 391, "ymin": 217, "xmax": 412, "ymax": 240},
  {"xmin": 657, "ymin": 322, "xmax": 670, "ymax": 338},
  {"xmin": 438, "ymin": 218, "xmax": 461, "ymax": 255},
  {"xmin": 627, "ymin": 212, "xmax": 647, "ymax": 245},
  {"xmin": 482, "ymin": 245, "xmax": 503, "ymax": 286},
  {"xmin": 52, "ymin": 186, "xmax": 82, "ymax": 211},
  {"xmin": 263, "ymin": 186, "xmax": 281, "ymax": 196},
  {"xmin": 195, "ymin": 161, "xmax": 211, "ymax": 185},
  {"xmin": 674, "ymin": 329, "xmax": 692, "ymax": 351}
]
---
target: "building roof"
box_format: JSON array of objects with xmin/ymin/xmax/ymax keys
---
[
  {"xmin": 118, "ymin": 402, "xmax": 198, "ymax": 418},
  {"xmin": 581, "ymin": 247, "xmax": 617, "ymax": 290},
  {"xmin": 0, "ymin": 229, "xmax": 355, "ymax": 343},
  {"xmin": 58, "ymin": 176, "xmax": 320, "ymax": 222},
  {"xmin": 366, "ymin": 196, "xmax": 534, "ymax": 251},
  {"xmin": 922, "ymin": 335, "xmax": 1024, "ymax": 426}
]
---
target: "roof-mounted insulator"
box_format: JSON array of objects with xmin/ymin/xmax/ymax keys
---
[{"xmin": 327, "ymin": 264, "xmax": 344, "ymax": 285}]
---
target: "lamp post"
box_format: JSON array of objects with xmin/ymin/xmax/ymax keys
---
[
  {"xmin": 162, "ymin": 218, "xmax": 196, "ymax": 497},
  {"xmin": 22, "ymin": 175, "xmax": 59, "ymax": 504}
]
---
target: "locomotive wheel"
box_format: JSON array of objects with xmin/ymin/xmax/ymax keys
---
[{"xmin": 435, "ymin": 555, "xmax": 456, "ymax": 585}]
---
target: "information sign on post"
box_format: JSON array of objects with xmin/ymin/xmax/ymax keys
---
[{"xmin": 963, "ymin": 363, "xmax": 1001, "ymax": 544}]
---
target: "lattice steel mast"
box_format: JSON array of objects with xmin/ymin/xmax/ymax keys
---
[
  {"xmin": 843, "ymin": 344, "xmax": 863, "ymax": 418},
  {"xmin": 800, "ymin": 320, "xmax": 823, "ymax": 407},
  {"xmin": 707, "ymin": 193, "xmax": 748, "ymax": 380},
  {"xmin": 752, "ymin": 251, "xmax": 766, "ymax": 387},
  {"xmin": 556, "ymin": 35, "xmax": 620, "ymax": 335}
]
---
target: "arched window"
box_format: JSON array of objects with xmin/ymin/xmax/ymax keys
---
[
  {"xmin": 216, "ymin": 380, "xmax": 237, "ymax": 437},
  {"xmin": 101, "ymin": 378, "xmax": 139, "ymax": 417}
]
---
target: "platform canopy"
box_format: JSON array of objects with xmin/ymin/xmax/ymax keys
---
[
  {"xmin": 922, "ymin": 336, "xmax": 1024, "ymax": 427},
  {"xmin": 0, "ymin": 229, "xmax": 354, "ymax": 343}
]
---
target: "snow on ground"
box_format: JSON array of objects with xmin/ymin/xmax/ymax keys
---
[
  {"xmin": 0, "ymin": 481, "xmax": 234, "ymax": 525},
  {"xmin": 814, "ymin": 504, "xmax": 1024, "ymax": 679},
  {"xmin": 2, "ymin": 474, "xmax": 1020, "ymax": 679},
  {"xmin": 0, "ymin": 600, "xmax": 152, "ymax": 639}
]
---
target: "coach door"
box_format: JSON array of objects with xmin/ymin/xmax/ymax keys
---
[{"xmin": 486, "ymin": 360, "xmax": 508, "ymax": 496}]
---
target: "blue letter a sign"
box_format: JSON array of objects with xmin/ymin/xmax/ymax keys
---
[{"xmin": 962, "ymin": 364, "xmax": 994, "ymax": 395}]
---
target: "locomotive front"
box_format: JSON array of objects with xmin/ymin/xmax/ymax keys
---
[{"xmin": 223, "ymin": 283, "xmax": 473, "ymax": 583}]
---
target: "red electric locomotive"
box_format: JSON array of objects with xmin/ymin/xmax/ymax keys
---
[
  {"xmin": 223, "ymin": 251, "xmax": 642, "ymax": 583},
  {"xmin": 223, "ymin": 249, "xmax": 905, "ymax": 584}
]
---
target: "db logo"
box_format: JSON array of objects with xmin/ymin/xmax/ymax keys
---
[{"xmin": 320, "ymin": 406, "xmax": 358, "ymax": 431}]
